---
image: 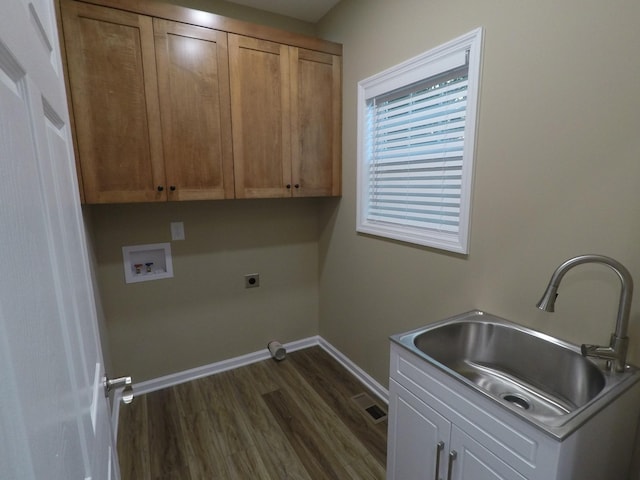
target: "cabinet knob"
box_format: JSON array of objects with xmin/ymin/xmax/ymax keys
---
[
  {"xmin": 157, "ymin": 186, "xmax": 164, "ymax": 192},
  {"xmin": 294, "ymin": 184, "xmax": 300, "ymax": 189},
  {"xmin": 286, "ymin": 184, "xmax": 291, "ymax": 189},
  {"xmin": 169, "ymin": 185, "xmax": 176, "ymax": 191}
]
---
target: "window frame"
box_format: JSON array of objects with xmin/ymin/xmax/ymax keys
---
[{"xmin": 356, "ymin": 28, "xmax": 483, "ymax": 254}]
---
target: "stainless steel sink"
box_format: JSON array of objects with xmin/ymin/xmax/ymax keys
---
[{"xmin": 392, "ymin": 310, "xmax": 640, "ymax": 438}]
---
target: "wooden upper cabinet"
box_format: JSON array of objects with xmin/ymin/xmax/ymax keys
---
[
  {"xmin": 59, "ymin": 0, "xmax": 342, "ymax": 203},
  {"xmin": 229, "ymin": 34, "xmax": 291, "ymax": 199},
  {"xmin": 60, "ymin": 0, "xmax": 165, "ymax": 203},
  {"xmin": 154, "ymin": 19, "xmax": 234, "ymax": 200},
  {"xmin": 291, "ymin": 48, "xmax": 342, "ymax": 197},
  {"xmin": 229, "ymin": 34, "xmax": 342, "ymax": 199}
]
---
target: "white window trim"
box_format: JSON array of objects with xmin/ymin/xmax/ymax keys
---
[{"xmin": 356, "ymin": 28, "xmax": 483, "ymax": 254}]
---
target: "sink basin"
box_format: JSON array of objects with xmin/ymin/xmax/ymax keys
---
[
  {"xmin": 413, "ymin": 319, "xmax": 605, "ymax": 417},
  {"xmin": 392, "ymin": 310, "xmax": 640, "ymax": 438}
]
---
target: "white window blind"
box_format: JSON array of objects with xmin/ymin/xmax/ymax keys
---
[
  {"xmin": 357, "ymin": 28, "xmax": 483, "ymax": 253},
  {"xmin": 366, "ymin": 66, "xmax": 468, "ymax": 234}
]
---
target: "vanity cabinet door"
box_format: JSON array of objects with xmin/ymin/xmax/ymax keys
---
[
  {"xmin": 154, "ymin": 19, "xmax": 234, "ymax": 201},
  {"xmin": 60, "ymin": 0, "xmax": 165, "ymax": 203},
  {"xmin": 449, "ymin": 425, "xmax": 527, "ymax": 480},
  {"xmin": 387, "ymin": 379, "xmax": 451, "ymax": 480},
  {"xmin": 388, "ymin": 379, "xmax": 529, "ymax": 480}
]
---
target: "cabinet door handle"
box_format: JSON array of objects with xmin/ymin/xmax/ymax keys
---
[
  {"xmin": 169, "ymin": 185, "xmax": 176, "ymax": 191},
  {"xmin": 157, "ymin": 185, "xmax": 164, "ymax": 192},
  {"xmin": 294, "ymin": 183, "xmax": 300, "ymax": 189},
  {"xmin": 286, "ymin": 184, "xmax": 291, "ymax": 189},
  {"xmin": 446, "ymin": 450, "xmax": 457, "ymax": 480},
  {"xmin": 434, "ymin": 441, "xmax": 445, "ymax": 480}
]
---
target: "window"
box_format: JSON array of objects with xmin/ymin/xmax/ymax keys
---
[{"xmin": 356, "ymin": 28, "xmax": 483, "ymax": 254}]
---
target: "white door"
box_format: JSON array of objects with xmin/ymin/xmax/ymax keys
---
[{"xmin": 0, "ymin": 0, "xmax": 118, "ymax": 479}]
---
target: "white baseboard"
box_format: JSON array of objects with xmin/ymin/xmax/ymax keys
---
[
  {"xmin": 114, "ymin": 336, "xmax": 389, "ymax": 439},
  {"xmin": 317, "ymin": 337, "xmax": 389, "ymax": 404},
  {"xmin": 131, "ymin": 336, "xmax": 319, "ymax": 396}
]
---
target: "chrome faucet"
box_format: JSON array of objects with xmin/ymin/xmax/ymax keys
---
[{"xmin": 536, "ymin": 254, "xmax": 634, "ymax": 373}]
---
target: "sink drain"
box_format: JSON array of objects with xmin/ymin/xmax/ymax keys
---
[{"xmin": 502, "ymin": 393, "xmax": 531, "ymax": 410}]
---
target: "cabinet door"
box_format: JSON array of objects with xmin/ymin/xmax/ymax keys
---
[
  {"xmin": 387, "ymin": 379, "xmax": 451, "ymax": 480},
  {"xmin": 449, "ymin": 426, "xmax": 527, "ymax": 480},
  {"xmin": 154, "ymin": 20, "xmax": 234, "ymax": 200},
  {"xmin": 229, "ymin": 34, "xmax": 291, "ymax": 198},
  {"xmin": 290, "ymin": 48, "xmax": 341, "ymax": 197},
  {"xmin": 60, "ymin": 0, "xmax": 165, "ymax": 203}
]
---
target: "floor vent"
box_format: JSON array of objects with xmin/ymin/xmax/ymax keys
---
[{"xmin": 351, "ymin": 392, "xmax": 388, "ymax": 424}]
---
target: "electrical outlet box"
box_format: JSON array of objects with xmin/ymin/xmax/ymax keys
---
[
  {"xmin": 244, "ymin": 273, "xmax": 260, "ymax": 288},
  {"xmin": 122, "ymin": 243, "xmax": 173, "ymax": 284}
]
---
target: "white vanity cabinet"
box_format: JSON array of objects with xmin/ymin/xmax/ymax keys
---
[
  {"xmin": 388, "ymin": 379, "xmax": 526, "ymax": 479},
  {"xmin": 387, "ymin": 342, "xmax": 640, "ymax": 480},
  {"xmin": 448, "ymin": 425, "xmax": 527, "ymax": 480}
]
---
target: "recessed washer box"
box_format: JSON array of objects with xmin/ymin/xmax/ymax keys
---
[{"xmin": 122, "ymin": 243, "xmax": 173, "ymax": 284}]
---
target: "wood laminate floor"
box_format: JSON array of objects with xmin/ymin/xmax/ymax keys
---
[{"xmin": 117, "ymin": 346, "xmax": 388, "ymax": 479}]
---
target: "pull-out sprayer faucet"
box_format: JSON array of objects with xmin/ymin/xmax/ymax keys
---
[{"xmin": 536, "ymin": 254, "xmax": 633, "ymax": 373}]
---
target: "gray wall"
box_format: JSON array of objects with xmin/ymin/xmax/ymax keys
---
[
  {"xmin": 91, "ymin": 0, "xmax": 640, "ymax": 392},
  {"xmin": 316, "ymin": 0, "xmax": 640, "ymax": 386},
  {"xmin": 91, "ymin": 200, "xmax": 322, "ymax": 381},
  {"xmin": 89, "ymin": 1, "xmax": 320, "ymax": 383}
]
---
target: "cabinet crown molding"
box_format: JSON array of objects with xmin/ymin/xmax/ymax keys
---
[{"xmin": 69, "ymin": 0, "xmax": 342, "ymax": 55}]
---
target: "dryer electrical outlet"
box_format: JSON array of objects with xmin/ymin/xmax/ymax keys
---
[{"xmin": 244, "ymin": 273, "xmax": 260, "ymax": 288}]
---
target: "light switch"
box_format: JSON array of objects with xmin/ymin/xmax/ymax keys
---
[{"xmin": 170, "ymin": 222, "xmax": 185, "ymax": 241}]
